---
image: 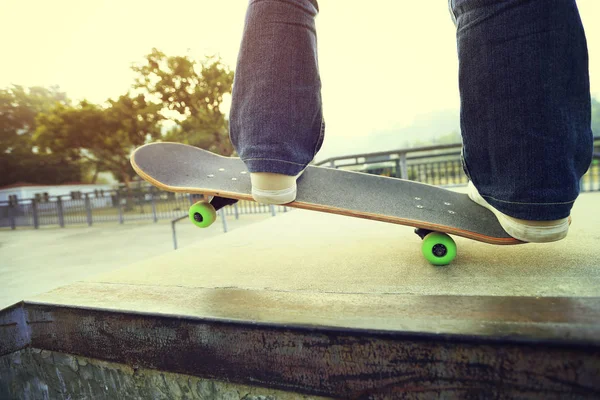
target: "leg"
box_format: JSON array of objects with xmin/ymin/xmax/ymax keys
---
[
  {"xmin": 449, "ymin": 0, "xmax": 593, "ymax": 240},
  {"xmin": 230, "ymin": 0, "xmax": 324, "ymax": 177}
]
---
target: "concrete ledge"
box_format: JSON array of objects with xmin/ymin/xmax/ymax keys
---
[
  {"xmin": 1, "ymin": 303, "xmax": 598, "ymax": 398},
  {"xmin": 21, "ymin": 284, "xmax": 600, "ymax": 344},
  {"xmin": 1, "ymin": 192, "xmax": 600, "ymax": 397}
]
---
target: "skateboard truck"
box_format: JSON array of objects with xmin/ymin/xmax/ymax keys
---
[
  {"xmin": 209, "ymin": 196, "xmax": 239, "ymax": 211},
  {"xmin": 414, "ymin": 228, "xmax": 432, "ymax": 240}
]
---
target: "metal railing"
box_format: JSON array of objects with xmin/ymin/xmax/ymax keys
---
[{"xmin": 316, "ymin": 137, "xmax": 600, "ymax": 191}]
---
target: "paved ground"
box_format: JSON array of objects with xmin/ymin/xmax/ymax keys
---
[{"xmin": 0, "ymin": 213, "xmax": 273, "ymax": 309}]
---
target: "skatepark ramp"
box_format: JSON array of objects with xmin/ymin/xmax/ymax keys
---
[{"xmin": 1, "ymin": 189, "xmax": 600, "ymax": 398}]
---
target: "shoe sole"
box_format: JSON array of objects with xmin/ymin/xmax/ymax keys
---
[
  {"xmin": 467, "ymin": 182, "xmax": 569, "ymax": 243},
  {"xmin": 251, "ymin": 169, "xmax": 306, "ymax": 205},
  {"xmin": 252, "ymin": 186, "xmax": 297, "ymax": 205}
]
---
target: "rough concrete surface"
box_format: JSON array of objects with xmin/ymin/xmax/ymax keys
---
[{"xmin": 0, "ymin": 348, "xmax": 328, "ymax": 400}]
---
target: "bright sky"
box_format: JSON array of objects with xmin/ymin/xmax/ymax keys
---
[{"xmin": 1, "ymin": 0, "xmax": 598, "ymax": 159}]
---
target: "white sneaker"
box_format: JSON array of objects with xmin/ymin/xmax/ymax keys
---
[
  {"xmin": 250, "ymin": 169, "xmax": 305, "ymax": 205},
  {"xmin": 467, "ymin": 181, "xmax": 570, "ymax": 243}
]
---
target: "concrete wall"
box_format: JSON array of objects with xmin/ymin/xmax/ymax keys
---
[{"xmin": 0, "ymin": 348, "xmax": 327, "ymax": 400}]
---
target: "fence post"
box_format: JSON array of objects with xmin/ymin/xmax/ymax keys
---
[
  {"xmin": 85, "ymin": 194, "xmax": 93, "ymax": 226},
  {"xmin": 234, "ymin": 203, "xmax": 239, "ymax": 220},
  {"xmin": 151, "ymin": 187, "xmax": 158, "ymax": 223},
  {"xmin": 220, "ymin": 208, "xmax": 228, "ymax": 233},
  {"xmin": 8, "ymin": 204, "xmax": 16, "ymax": 230},
  {"xmin": 172, "ymin": 219, "xmax": 178, "ymax": 250},
  {"xmin": 117, "ymin": 191, "xmax": 124, "ymax": 224},
  {"xmin": 270, "ymin": 205, "xmax": 276, "ymax": 217},
  {"xmin": 32, "ymin": 200, "xmax": 39, "ymax": 229},
  {"xmin": 399, "ymin": 153, "xmax": 408, "ymax": 180},
  {"xmin": 57, "ymin": 196, "xmax": 65, "ymax": 228}
]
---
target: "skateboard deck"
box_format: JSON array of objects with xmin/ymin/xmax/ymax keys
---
[{"xmin": 131, "ymin": 142, "xmax": 522, "ymax": 265}]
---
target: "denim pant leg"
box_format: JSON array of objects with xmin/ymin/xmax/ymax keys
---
[
  {"xmin": 230, "ymin": 0, "xmax": 324, "ymax": 176},
  {"xmin": 449, "ymin": 0, "xmax": 593, "ymax": 220}
]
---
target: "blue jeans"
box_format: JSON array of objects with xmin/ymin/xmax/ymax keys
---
[{"xmin": 230, "ymin": 0, "xmax": 593, "ymax": 220}]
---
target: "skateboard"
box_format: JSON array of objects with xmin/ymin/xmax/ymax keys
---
[{"xmin": 131, "ymin": 142, "xmax": 522, "ymax": 265}]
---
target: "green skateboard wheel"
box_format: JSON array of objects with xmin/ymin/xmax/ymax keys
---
[
  {"xmin": 189, "ymin": 201, "xmax": 217, "ymax": 228},
  {"xmin": 421, "ymin": 232, "xmax": 457, "ymax": 266}
]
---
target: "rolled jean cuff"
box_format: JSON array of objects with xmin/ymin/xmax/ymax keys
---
[
  {"xmin": 242, "ymin": 158, "xmax": 309, "ymax": 175},
  {"xmin": 484, "ymin": 196, "xmax": 576, "ymax": 221}
]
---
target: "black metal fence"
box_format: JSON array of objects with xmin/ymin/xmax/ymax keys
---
[{"xmin": 0, "ymin": 188, "xmax": 287, "ymax": 230}]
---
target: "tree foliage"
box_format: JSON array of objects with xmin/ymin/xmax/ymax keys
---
[
  {"xmin": 35, "ymin": 94, "xmax": 163, "ymax": 185},
  {"xmin": 132, "ymin": 48, "xmax": 234, "ymax": 155},
  {"xmin": 0, "ymin": 152, "xmax": 81, "ymax": 187},
  {"xmin": 1, "ymin": 49, "xmax": 235, "ymax": 187},
  {"xmin": 0, "ymin": 85, "xmax": 68, "ymax": 154},
  {"xmin": 0, "ymin": 86, "xmax": 81, "ymax": 187}
]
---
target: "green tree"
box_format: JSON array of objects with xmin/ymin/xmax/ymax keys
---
[
  {"xmin": 0, "ymin": 85, "xmax": 68, "ymax": 154},
  {"xmin": 35, "ymin": 93, "xmax": 162, "ymax": 185},
  {"xmin": 132, "ymin": 49, "xmax": 234, "ymax": 155},
  {"xmin": 0, "ymin": 85, "xmax": 82, "ymax": 187},
  {"xmin": 0, "ymin": 152, "xmax": 81, "ymax": 187}
]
